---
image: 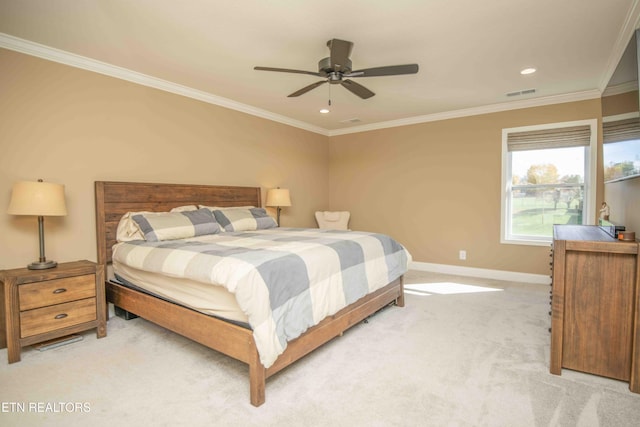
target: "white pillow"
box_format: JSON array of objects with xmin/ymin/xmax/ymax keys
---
[
  {"xmin": 199, "ymin": 205, "xmax": 255, "ymax": 210},
  {"xmin": 116, "ymin": 211, "xmax": 147, "ymax": 242},
  {"xmin": 315, "ymin": 211, "xmax": 350, "ymax": 230},
  {"xmin": 170, "ymin": 205, "xmax": 198, "ymax": 212}
]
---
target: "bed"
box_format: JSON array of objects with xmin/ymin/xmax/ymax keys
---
[{"xmin": 95, "ymin": 181, "xmax": 408, "ymax": 406}]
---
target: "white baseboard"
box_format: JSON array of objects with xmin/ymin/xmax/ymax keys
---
[{"xmin": 409, "ymin": 261, "xmax": 551, "ymax": 285}]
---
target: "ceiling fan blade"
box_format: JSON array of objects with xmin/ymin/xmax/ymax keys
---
[
  {"xmin": 254, "ymin": 66, "xmax": 321, "ymax": 77},
  {"xmin": 349, "ymin": 64, "xmax": 419, "ymax": 77},
  {"xmin": 288, "ymin": 80, "xmax": 327, "ymax": 97},
  {"xmin": 327, "ymin": 39, "xmax": 354, "ymax": 72},
  {"xmin": 340, "ymin": 79, "xmax": 375, "ymax": 99}
]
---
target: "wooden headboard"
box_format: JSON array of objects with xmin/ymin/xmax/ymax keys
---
[{"xmin": 95, "ymin": 181, "xmax": 262, "ymax": 264}]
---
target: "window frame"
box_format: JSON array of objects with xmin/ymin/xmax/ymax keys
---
[{"xmin": 500, "ymin": 119, "xmax": 598, "ymax": 246}]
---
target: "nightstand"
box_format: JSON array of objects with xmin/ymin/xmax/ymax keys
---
[{"xmin": 0, "ymin": 260, "xmax": 106, "ymax": 363}]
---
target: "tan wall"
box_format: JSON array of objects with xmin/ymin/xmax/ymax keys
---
[
  {"xmin": 605, "ymin": 177, "xmax": 640, "ymax": 234},
  {"xmin": 329, "ymin": 100, "xmax": 603, "ymax": 275},
  {"xmin": 1, "ymin": 47, "xmax": 612, "ymax": 277},
  {"xmin": 0, "ymin": 49, "xmax": 329, "ymax": 269},
  {"xmin": 601, "ymin": 90, "xmax": 638, "ymax": 117}
]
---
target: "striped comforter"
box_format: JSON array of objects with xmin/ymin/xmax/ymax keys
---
[{"xmin": 112, "ymin": 228, "xmax": 411, "ymax": 368}]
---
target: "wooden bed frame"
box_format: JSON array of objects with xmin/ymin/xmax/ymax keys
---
[{"xmin": 95, "ymin": 181, "xmax": 404, "ymax": 406}]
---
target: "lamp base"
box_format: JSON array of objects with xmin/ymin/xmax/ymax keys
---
[{"xmin": 28, "ymin": 260, "xmax": 57, "ymax": 270}]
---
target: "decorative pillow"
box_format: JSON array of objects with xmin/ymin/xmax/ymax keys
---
[
  {"xmin": 132, "ymin": 208, "xmax": 221, "ymax": 241},
  {"xmin": 212, "ymin": 207, "xmax": 277, "ymax": 232},
  {"xmin": 116, "ymin": 206, "xmax": 199, "ymax": 242}
]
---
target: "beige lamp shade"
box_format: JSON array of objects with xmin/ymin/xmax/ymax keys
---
[
  {"xmin": 265, "ymin": 188, "xmax": 291, "ymax": 207},
  {"xmin": 7, "ymin": 180, "xmax": 67, "ymax": 216}
]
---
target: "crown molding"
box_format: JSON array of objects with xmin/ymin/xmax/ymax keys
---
[
  {"xmin": 0, "ymin": 33, "xmax": 329, "ymax": 136},
  {"xmin": 0, "ymin": 32, "xmax": 608, "ymax": 139},
  {"xmin": 602, "ymin": 80, "xmax": 639, "ymax": 97},
  {"xmin": 598, "ymin": 0, "xmax": 640, "ymax": 91},
  {"xmin": 328, "ymin": 89, "xmax": 602, "ymax": 136}
]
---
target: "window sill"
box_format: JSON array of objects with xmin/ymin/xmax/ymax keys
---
[
  {"xmin": 604, "ymin": 174, "xmax": 640, "ymax": 184},
  {"xmin": 501, "ymin": 238, "xmax": 552, "ymax": 247}
]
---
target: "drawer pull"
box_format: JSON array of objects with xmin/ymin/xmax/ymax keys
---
[
  {"xmin": 54, "ymin": 313, "xmax": 68, "ymax": 320},
  {"xmin": 53, "ymin": 288, "xmax": 67, "ymax": 294}
]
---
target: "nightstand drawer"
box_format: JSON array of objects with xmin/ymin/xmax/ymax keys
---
[
  {"xmin": 19, "ymin": 275, "xmax": 96, "ymax": 311},
  {"xmin": 20, "ymin": 298, "xmax": 97, "ymax": 338}
]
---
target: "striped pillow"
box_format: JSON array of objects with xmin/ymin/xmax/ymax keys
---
[
  {"xmin": 212, "ymin": 207, "xmax": 277, "ymax": 232},
  {"xmin": 132, "ymin": 208, "xmax": 221, "ymax": 241}
]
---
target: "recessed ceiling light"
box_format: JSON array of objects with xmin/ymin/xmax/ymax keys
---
[
  {"xmin": 319, "ymin": 108, "xmax": 330, "ymax": 114},
  {"xmin": 520, "ymin": 68, "xmax": 536, "ymax": 75}
]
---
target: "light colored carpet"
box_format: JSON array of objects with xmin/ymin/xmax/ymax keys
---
[{"xmin": 1, "ymin": 270, "xmax": 639, "ymax": 426}]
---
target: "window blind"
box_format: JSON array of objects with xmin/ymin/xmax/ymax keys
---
[
  {"xmin": 602, "ymin": 117, "xmax": 640, "ymax": 144},
  {"xmin": 507, "ymin": 125, "xmax": 591, "ymax": 152}
]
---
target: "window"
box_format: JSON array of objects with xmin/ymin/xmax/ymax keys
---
[
  {"xmin": 603, "ymin": 114, "xmax": 640, "ymax": 182},
  {"xmin": 501, "ymin": 119, "xmax": 597, "ymax": 245}
]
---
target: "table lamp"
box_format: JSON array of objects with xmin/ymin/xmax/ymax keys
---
[
  {"xmin": 265, "ymin": 188, "xmax": 291, "ymax": 227},
  {"xmin": 7, "ymin": 179, "xmax": 67, "ymax": 269}
]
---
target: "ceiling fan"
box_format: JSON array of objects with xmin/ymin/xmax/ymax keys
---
[{"xmin": 254, "ymin": 39, "xmax": 419, "ymax": 99}]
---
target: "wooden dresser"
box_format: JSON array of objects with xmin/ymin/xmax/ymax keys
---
[
  {"xmin": 0, "ymin": 260, "xmax": 106, "ymax": 363},
  {"xmin": 550, "ymin": 225, "xmax": 639, "ymax": 392}
]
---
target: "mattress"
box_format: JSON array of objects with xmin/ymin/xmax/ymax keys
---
[{"xmin": 112, "ymin": 260, "xmax": 249, "ymax": 324}]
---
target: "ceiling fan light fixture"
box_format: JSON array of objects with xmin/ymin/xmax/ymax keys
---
[{"xmin": 319, "ymin": 108, "xmax": 330, "ymax": 114}]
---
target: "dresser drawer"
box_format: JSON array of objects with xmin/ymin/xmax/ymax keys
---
[
  {"xmin": 20, "ymin": 298, "xmax": 97, "ymax": 338},
  {"xmin": 19, "ymin": 275, "xmax": 96, "ymax": 311}
]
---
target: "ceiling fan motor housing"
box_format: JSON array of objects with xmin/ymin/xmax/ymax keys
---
[{"xmin": 318, "ymin": 57, "xmax": 352, "ymax": 76}]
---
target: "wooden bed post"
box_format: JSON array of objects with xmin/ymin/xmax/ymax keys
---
[
  {"xmin": 94, "ymin": 181, "xmax": 109, "ymax": 321},
  {"xmin": 249, "ymin": 348, "xmax": 266, "ymax": 406},
  {"xmin": 396, "ymin": 275, "xmax": 405, "ymax": 307}
]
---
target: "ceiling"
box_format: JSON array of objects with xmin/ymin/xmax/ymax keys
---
[{"xmin": 1, "ymin": 0, "xmax": 640, "ymax": 136}]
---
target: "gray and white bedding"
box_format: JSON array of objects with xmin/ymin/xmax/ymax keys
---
[{"xmin": 112, "ymin": 228, "xmax": 411, "ymax": 368}]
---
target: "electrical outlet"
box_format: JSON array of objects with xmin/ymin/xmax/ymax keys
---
[{"xmin": 459, "ymin": 250, "xmax": 467, "ymax": 260}]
